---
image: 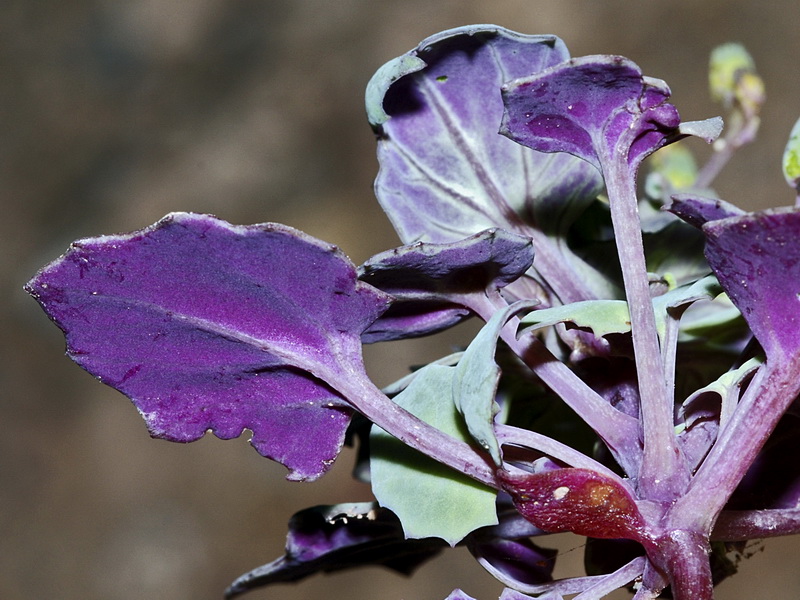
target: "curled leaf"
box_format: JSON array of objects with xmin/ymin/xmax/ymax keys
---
[
  {"xmin": 501, "ymin": 55, "xmax": 682, "ymax": 172},
  {"xmin": 666, "ymin": 194, "xmax": 745, "ymax": 229},
  {"xmin": 368, "ymin": 25, "xmax": 601, "ymax": 244},
  {"xmin": 25, "ymin": 213, "xmax": 391, "ymax": 481},
  {"xmin": 453, "ymin": 300, "xmax": 539, "ymax": 464},
  {"xmin": 359, "ymin": 228, "xmax": 534, "ymax": 342},
  {"xmin": 225, "ymin": 503, "xmax": 443, "ymax": 598}
]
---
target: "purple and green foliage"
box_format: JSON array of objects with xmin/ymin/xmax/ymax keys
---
[{"xmin": 27, "ymin": 24, "xmax": 800, "ymax": 600}]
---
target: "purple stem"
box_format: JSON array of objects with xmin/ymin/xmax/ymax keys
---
[
  {"xmin": 495, "ymin": 423, "xmax": 621, "ymax": 479},
  {"xmin": 602, "ymin": 153, "xmax": 688, "ymax": 498},
  {"xmin": 308, "ymin": 360, "xmax": 500, "ymax": 489},
  {"xmin": 573, "ymin": 556, "xmax": 647, "ymax": 600},
  {"xmin": 669, "ymin": 359, "xmax": 800, "ymax": 532},
  {"xmin": 468, "ymin": 292, "xmax": 642, "ymax": 476},
  {"xmin": 651, "ymin": 530, "xmax": 713, "ymax": 600},
  {"xmin": 712, "ymin": 508, "xmax": 800, "ymax": 541}
]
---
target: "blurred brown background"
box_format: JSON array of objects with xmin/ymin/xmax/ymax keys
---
[{"xmin": 5, "ymin": 1, "xmax": 800, "ymax": 599}]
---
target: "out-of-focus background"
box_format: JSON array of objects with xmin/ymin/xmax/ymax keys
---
[{"xmin": 5, "ymin": 2, "xmax": 800, "ymax": 599}]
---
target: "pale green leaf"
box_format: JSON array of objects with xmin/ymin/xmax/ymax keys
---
[
  {"xmin": 370, "ymin": 364, "xmax": 498, "ymax": 545},
  {"xmin": 519, "ymin": 299, "xmax": 631, "ymax": 337},
  {"xmin": 453, "ymin": 300, "xmax": 537, "ymax": 464},
  {"xmin": 652, "ymin": 275, "xmax": 723, "ymax": 338}
]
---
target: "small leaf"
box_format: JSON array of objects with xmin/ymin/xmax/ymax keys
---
[
  {"xmin": 677, "ymin": 117, "xmax": 725, "ymax": 144},
  {"xmin": 501, "ymin": 55, "xmax": 682, "ymax": 172},
  {"xmin": 679, "ymin": 356, "xmax": 762, "ymax": 427},
  {"xmin": 25, "ymin": 213, "xmax": 391, "ymax": 481},
  {"xmin": 651, "ymin": 275, "xmax": 723, "ymax": 337},
  {"xmin": 667, "ymin": 194, "xmax": 745, "ymax": 229},
  {"xmin": 498, "ymin": 468, "xmax": 648, "ymax": 543},
  {"xmin": 453, "ymin": 300, "xmax": 539, "ymax": 464},
  {"xmin": 520, "ymin": 300, "xmax": 631, "ymax": 338},
  {"xmin": 518, "ymin": 277, "xmax": 720, "ymax": 343},
  {"xmin": 370, "ymin": 364, "xmax": 498, "ymax": 545}
]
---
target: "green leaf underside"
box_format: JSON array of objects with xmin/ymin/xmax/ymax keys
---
[{"xmin": 370, "ymin": 364, "xmax": 498, "ymax": 546}]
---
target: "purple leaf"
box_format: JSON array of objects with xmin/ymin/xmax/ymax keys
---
[
  {"xmin": 368, "ymin": 25, "xmax": 601, "ymax": 243},
  {"xmin": 358, "ymin": 228, "xmax": 534, "ymax": 342},
  {"xmin": 666, "ymin": 193, "xmax": 745, "ymax": 229},
  {"xmin": 25, "ymin": 213, "xmax": 391, "ymax": 481},
  {"xmin": 367, "ymin": 25, "xmax": 605, "ymax": 305},
  {"xmin": 468, "ymin": 537, "xmax": 556, "ymax": 589},
  {"xmin": 703, "ymin": 208, "xmax": 800, "ymax": 358},
  {"xmin": 498, "ymin": 468, "xmax": 648, "ymax": 544},
  {"xmin": 501, "ymin": 55, "xmax": 682, "ymax": 173},
  {"xmin": 225, "ymin": 503, "xmax": 443, "ymax": 599}
]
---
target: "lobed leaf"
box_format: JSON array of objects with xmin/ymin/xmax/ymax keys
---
[
  {"xmin": 520, "ymin": 299, "xmax": 630, "ymax": 338},
  {"xmin": 25, "ymin": 213, "xmax": 391, "ymax": 481},
  {"xmin": 370, "ymin": 364, "xmax": 499, "ymax": 546}
]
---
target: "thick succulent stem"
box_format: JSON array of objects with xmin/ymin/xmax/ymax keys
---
[{"xmin": 651, "ymin": 530, "xmax": 713, "ymax": 600}]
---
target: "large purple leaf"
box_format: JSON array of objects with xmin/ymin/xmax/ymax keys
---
[
  {"xmin": 25, "ymin": 213, "xmax": 391, "ymax": 481},
  {"xmin": 703, "ymin": 208, "xmax": 800, "ymax": 359},
  {"xmin": 367, "ymin": 25, "xmax": 605, "ymax": 306},
  {"xmin": 367, "ymin": 25, "xmax": 601, "ymax": 243},
  {"xmin": 358, "ymin": 228, "xmax": 534, "ymax": 342}
]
